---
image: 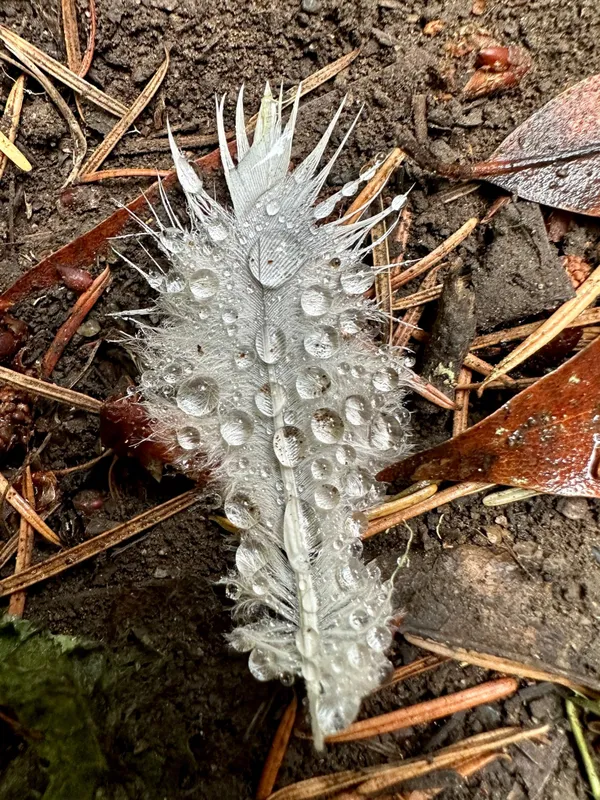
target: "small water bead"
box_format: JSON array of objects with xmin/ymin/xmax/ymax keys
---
[
  {"xmin": 347, "ymin": 642, "xmax": 370, "ymax": 669},
  {"xmin": 225, "ymin": 492, "xmax": 260, "ymax": 529},
  {"xmin": 392, "ymin": 193, "xmax": 407, "ymax": 211},
  {"xmin": 256, "ymin": 324, "xmax": 286, "ymax": 364},
  {"xmin": 338, "ymin": 556, "xmax": 362, "ymax": 588},
  {"xmin": 207, "ymin": 223, "xmax": 228, "ymax": 241},
  {"xmin": 273, "ymin": 426, "xmax": 306, "ymax": 467},
  {"xmin": 162, "ymin": 361, "xmax": 183, "ymax": 385},
  {"xmin": 266, "ymin": 200, "xmax": 280, "ymax": 216},
  {"xmin": 225, "ymin": 583, "xmax": 241, "ymax": 600},
  {"xmin": 296, "ymin": 367, "xmax": 331, "ymax": 399},
  {"xmin": 366, "ymin": 625, "xmax": 393, "ymax": 652},
  {"xmin": 221, "ymin": 307, "xmax": 238, "ymax": 325},
  {"xmin": 296, "ymin": 628, "xmax": 319, "ymax": 658},
  {"xmin": 252, "ymin": 575, "xmax": 268, "ymax": 595},
  {"xmin": 235, "ymin": 535, "xmax": 267, "ymax": 575},
  {"xmin": 176, "ymin": 376, "xmax": 219, "ymax": 417},
  {"xmin": 311, "ymin": 457, "xmax": 333, "ymax": 480},
  {"xmin": 311, "ymin": 408, "xmax": 344, "ymax": 444},
  {"xmin": 348, "ymin": 538, "xmax": 363, "ymax": 558},
  {"xmin": 314, "ymin": 483, "xmax": 340, "ymax": 510},
  {"xmin": 198, "ymin": 305, "xmax": 211, "ymax": 320},
  {"xmin": 234, "ymin": 346, "xmax": 256, "ymax": 370},
  {"xmin": 189, "ymin": 268, "xmax": 219, "ymax": 300},
  {"xmin": 343, "ymin": 468, "xmax": 374, "ymax": 498},
  {"xmin": 304, "ymin": 326, "xmax": 339, "ymax": 359},
  {"xmin": 248, "ymin": 648, "xmax": 277, "ymax": 681},
  {"xmin": 344, "ymin": 395, "xmax": 372, "ymax": 426},
  {"xmin": 300, "ymin": 285, "xmax": 333, "ymax": 317},
  {"xmin": 345, "ymin": 511, "xmax": 369, "ymax": 538},
  {"xmin": 340, "ymin": 264, "xmax": 375, "ymax": 294},
  {"xmin": 350, "ymin": 365, "xmax": 366, "ymax": 379},
  {"xmin": 349, "ymin": 607, "xmax": 371, "ymax": 630},
  {"xmin": 372, "ymin": 367, "xmax": 399, "ymax": 392},
  {"xmin": 339, "ymin": 309, "xmax": 364, "ymax": 336},
  {"xmin": 369, "ymin": 412, "xmax": 404, "ymax": 451},
  {"xmin": 341, "ymin": 178, "xmax": 360, "ymax": 197},
  {"xmin": 313, "ymin": 196, "xmax": 337, "ymax": 220},
  {"xmin": 336, "ymin": 445, "xmax": 356, "ymax": 466},
  {"xmin": 220, "ymin": 410, "xmax": 254, "ymax": 445},
  {"xmin": 176, "ymin": 426, "xmax": 201, "ymax": 450},
  {"xmin": 338, "ymin": 362, "xmax": 350, "ymax": 375},
  {"xmin": 255, "ymin": 382, "xmax": 287, "ymax": 417},
  {"xmin": 316, "ymin": 695, "xmax": 360, "ymax": 734}
]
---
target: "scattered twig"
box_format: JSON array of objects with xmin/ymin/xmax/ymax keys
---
[
  {"xmin": 480, "ymin": 263, "xmax": 600, "ymax": 390},
  {"xmin": 390, "ymin": 218, "xmax": 478, "ymax": 291},
  {"xmin": 0, "ymin": 24, "xmax": 127, "ymax": 117},
  {"xmin": 0, "ymin": 490, "xmax": 200, "ymax": 597},
  {"xmin": 381, "ymin": 654, "xmax": 450, "ymax": 689},
  {"xmin": 41, "ymin": 266, "xmax": 111, "ymax": 378},
  {"xmin": 392, "ymin": 283, "xmax": 443, "ymax": 311},
  {"xmin": 364, "ymin": 482, "xmax": 493, "ymax": 539},
  {"xmin": 345, "ymin": 147, "xmax": 406, "ymax": 225},
  {"xmin": 7, "ymin": 466, "xmax": 35, "ymax": 617},
  {"xmin": 0, "ymin": 74, "xmax": 27, "ymax": 179},
  {"xmin": 566, "ymin": 698, "xmax": 600, "ymax": 799},
  {"xmin": 326, "ymin": 678, "xmax": 518, "ymax": 744},
  {"xmin": 256, "ymin": 695, "xmax": 298, "ymax": 800},
  {"xmin": 61, "ymin": 0, "xmax": 82, "ymax": 74},
  {"xmin": 0, "ymin": 535, "xmax": 18, "ymax": 569},
  {"xmin": 403, "ymin": 634, "xmax": 600, "ymax": 696},
  {"xmin": 0, "ymin": 365, "xmax": 103, "ymax": 413},
  {"xmin": 459, "ymin": 376, "xmax": 539, "ymax": 391},
  {"xmin": 78, "ymin": 167, "xmax": 171, "ymax": 183},
  {"xmin": 367, "ymin": 482, "xmax": 439, "ymax": 521},
  {"xmin": 470, "ymin": 307, "xmax": 600, "ymax": 351},
  {"xmin": 482, "ymin": 487, "xmax": 541, "ymax": 506},
  {"xmin": 79, "ymin": 0, "xmax": 96, "ymax": 77},
  {"xmin": 393, "ymin": 266, "xmax": 442, "ymax": 348},
  {"xmin": 452, "ymin": 366, "xmax": 472, "ymax": 437},
  {"xmin": 53, "ymin": 448, "xmax": 113, "ymax": 476},
  {"xmin": 372, "ymin": 202, "xmax": 393, "ymax": 343},
  {"xmin": 0, "ymin": 471, "xmax": 60, "ymax": 546},
  {"xmin": 403, "ymin": 753, "xmax": 507, "ymax": 800},
  {"xmin": 408, "ymin": 373, "xmax": 458, "ymax": 410},
  {"xmin": 77, "ymin": 49, "xmax": 170, "ymax": 179}
]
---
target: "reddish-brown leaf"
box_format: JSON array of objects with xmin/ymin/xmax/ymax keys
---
[{"xmin": 378, "ymin": 336, "xmax": 600, "ymax": 497}]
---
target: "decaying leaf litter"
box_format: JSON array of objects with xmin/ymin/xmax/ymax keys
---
[{"xmin": 0, "ymin": 4, "xmax": 598, "ymax": 796}]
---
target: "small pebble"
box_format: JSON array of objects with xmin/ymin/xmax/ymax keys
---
[
  {"xmin": 153, "ymin": 567, "xmax": 169, "ymax": 579},
  {"xmin": 77, "ymin": 319, "xmax": 101, "ymax": 337},
  {"xmin": 494, "ymin": 514, "xmax": 508, "ymax": 527},
  {"xmin": 301, "ymin": 0, "xmax": 320, "ymax": 13},
  {"xmin": 484, "ymin": 524, "xmax": 504, "ymax": 545},
  {"xmin": 557, "ymin": 496, "xmax": 589, "ymax": 520}
]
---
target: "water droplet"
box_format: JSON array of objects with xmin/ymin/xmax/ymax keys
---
[
  {"xmin": 341, "ymin": 264, "xmax": 374, "ymax": 294},
  {"xmin": 284, "ymin": 498, "xmax": 319, "ymax": 559},
  {"xmin": 314, "ymin": 483, "xmax": 340, "ymax": 509},
  {"xmin": 311, "ymin": 408, "xmax": 344, "ymax": 443},
  {"xmin": 336, "ymin": 445, "xmax": 356, "ymax": 465},
  {"xmin": 343, "ymin": 468, "xmax": 374, "ymax": 498},
  {"xmin": 304, "ymin": 326, "xmax": 339, "ymax": 359},
  {"xmin": 369, "ymin": 412, "xmax": 404, "ymax": 451},
  {"xmin": 255, "ymin": 382, "xmax": 287, "ymax": 416},
  {"xmin": 372, "ymin": 367, "xmax": 399, "ymax": 392},
  {"xmin": 256, "ymin": 324, "xmax": 286, "ymax": 364},
  {"xmin": 221, "ymin": 307, "xmax": 238, "ymax": 325},
  {"xmin": 273, "ymin": 426, "xmax": 306, "ymax": 467},
  {"xmin": 345, "ymin": 511, "xmax": 368, "ymax": 538},
  {"xmin": 344, "ymin": 395, "xmax": 372, "ymax": 425},
  {"xmin": 311, "ymin": 457, "xmax": 333, "ymax": 480},
  {"xmin": 338, "ymin": 557, "xmax": 362, "ymax": 588},
  {"xmin": 163, "ymin": 361, "xmax": 183, "ymax": 385},
  {"xmin": 347, "ymin": 643, "xmax": 369, "ymax": 668},
  {"xmin": 220, "ymin": 410, "xmax": 254, "ymax": 445},
  {"xmin": 313, "ymin": 196, "xmax": 337, "ymax": 219},
  {"xmin": 391, "ymin": 194, "xmax": 407, "ymax": 211},
  {"xmin": 316, "ymin": 695, "xmax": 360, "ymax": 734},
  {"xmin": 366, "ymin": 625, "xmax": 393, "ymax": 652},
  {"xmin": 248, "ymin": 233, "xmax": 303, "ymax": 288},
  {"xmin": 266, "ymin": 200, "xmax": 280, "ymax": 216},
  {"xmin": 207, "ymin": 223, "xmax": 228, "ymax": 241},
  {"xmin": 176, "ymin": 376, "xmax": 219, "ymax": 417},
  {"xmin": 189, "ymin": 268, "xmax": 219, "ymax": 300},
  {"xmin": 248, "ymin": 648, "xmax": 277, "ymax": 681},
  {"xmin": 349, "ymin": 608, "xmax": 370, "ymax": 630},
  {"xmin": 225, "ymin": 492, "xmax": 260, "ymax": 529},
  {"xmin": 235, "ymin": 535, "xmax": 266, "ymax": 575},
  {"xmin": 234, "ymin": 347, "xmax": 256, "ymax": 370},
  {"xmin": 177, "ymin": 426, "xmax": 201, "ymax": 450},
  {"xmin": 296, "ymin": 367, "xmax": 331, "ymax": 399},
  {"xmin": 341, "ymin": 179, "xmax": 360, "ymax": 197},
  {"xmin": 300, "ymin": 285, "xmax": 332, "ymax": 317},
  {"xmin": 339, "ymin": 309, "xmax": 364, "ymax": 336},
  {"xmin": 296, "ymin": 629, "xmax": 319, "ymax": 658}
]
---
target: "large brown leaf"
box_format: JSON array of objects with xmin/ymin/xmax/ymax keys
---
[{"xmin": 378, "ymin": 336, "xmax": 600, "ymax": 496}]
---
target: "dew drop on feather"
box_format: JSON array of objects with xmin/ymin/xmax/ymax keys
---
[
  {"xmin": 300, "ymin": 285, "xmax": 332, "ymax": 317},
  {"xmin": 273, "ymin": 426, "xmax": 306, "ymax": 467},
  {"xmin": 220, "ymin": 411, "xmax": 254, "ymax": 445},
  {"xmin": 176, "ymin": 376, "xmax": 219, "ymax": 417},
  {"xmin": 311, "ymin": 409, "xmax": 344, "ymax": 443},
  {"xmin": 304, "ymin": 326, "xmax": 339, "ymax": 359},
  {"xmin": 314, "ymin": 483, "xmax": 340, "ymax": 509},
  {"xmin": 372, "ymin": 367, "xmax": 399, "ymax": 392},
  {"xmin": 225, "ymin": 492, "xmax": 261, "ymax": 529},
  {"xmin": 177, "ymin": 426, "xmax": 201, "ymax": 450},
  {"xmin": 341, "ymin": 265, "xmax": 375, "ymax": 295},
  {"xmin": 256, "ymin": 324, "xmax": 286, "ymax": 364},
  {"xmin": 189, "ymin": 268, "xmax": 219, "ymax": 300},
  {"xmin": 369, "ymin": 412, "xmax": 404, "ymax": 451},
  {"xmin": 344, "ymin": 395, "xmax": 372, "ymax": 426},
  {"xmin": 296, "ymin": 367, "xmax": 331, "ymax": 399},
  {"xmin": 255, "ymin": 382, "xmax": 287, "ymax": 417}
]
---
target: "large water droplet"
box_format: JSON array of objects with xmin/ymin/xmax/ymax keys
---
[
  {"xmin": 207, "ymin": 223, "xmax": 228, "ymax": 241},
  {"xmin": 311, "ymin": 457, "xmax": 333, "ymax": 480},
  {"xmin": 225, "ymin": 492, "xmax": 260, "ymax": 529},
  {"xmin": 339, "ymin": 309, "xmax": 364, "ymax": 336},
  {"xmin": 248, "ymin": 648, "xmax": 277, "ymax": 681},
  {"xmin": 176, "ymin": 376, "xmax": 219, "ymax": 417},
  {"xmin": 296, "ymin": 367, "xmax": 331, "ymax": 399},
  {"xmin": 372, "ymin": 367, "xmax": 399, "ymax": 392},
  {"xmin": 300, "ymin": 285, "xmax": 332, "ymax": 317},
  {"xmin": 273, "ymin": 426, "xmax": 306, "ymax": 467},
  {"xmin": 304, "ymin": 326, "xmax": 339, "ymax": 359},
  {"xmin": 177, "ymin": 426, "xmax": 201, "ymax": 450},
  {"xmin": 344, "ymin": 395, "xmax": 372, "ymax": 425},
  {"xmin": 256, "ymin": 324, "xmax": 286, "ymax": 364},
  {"xmin": 189, "ymin": 268, "xmax": 219, "ymax": 300},
  {"xmin": 235, "ymin": 535, "xmax": 267, "ymax": 575},
  {"xmin": 336, "ymin": 444, "xmax": 356, "ymax": 465},
  {"xmin": 311, "ymin": 408, "xmax": 344, "ymax": 443},
  {"xmin": 366, "ymin": 625, "xmax": 393, "ymax": 652},
  {"xmin": 248, "ymin": 233, "xmax": 303, "ymax": 288},
  {"xmin": 369, "ymin": 412, "xmax": 404, "ymax": 450},
  {"xmin": 314, "ymin": 483, "xmax": 340, "ymax": 510},
  {"xmin": 340, "ymin": 264, "xmax": 375, "ymax": 294},
  {"xmin": 255, "ymin": 382, "xmax": 287, "ymax": 417},
  {"xmin": 343, "ymin": 467, "xmax": 374, "ymax": 498},
  {"xmin": 220, "ymin": 410, "xmax": 254, "ymax": 445}
]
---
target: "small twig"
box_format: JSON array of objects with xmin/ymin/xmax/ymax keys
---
[
  {"xmin": 77, "ymin": 49, "xmax": 170, "ymax": 178},
  {"xmin": 79, "ymin": 0, "xmax": 96, "ymax": 77},
  {"xmin": 412, "ymin": 94, "xmax": 428, "ymax": 144},
  {"xmin": 0, "ymin": 471, "xmax": 60, "ymax": 546},
  {"xmin": 391, "ymin": 218, "xmax": 478, "ymax": 291},
  {"xmin": 0, "ymin": 490, "xmax": 200, "ymax": 597},
  {"xmin": 345, "ymin": 147, "xmax": 406, "ymax": 225},
  {"xmin": 404, "ymin": 634, "xmax": 600, "ymax": 696},
  {"xmin": 53, "ymin": 448, "xmax": 113, "ymax": 476},
  {"xmin": 479, "ymin": 263, "xmax": 600, "ymax": 390},
  {"xmin": 78, "ymin": 167, "xmax": 171, "ymax": 183},
  {"xmin": 326, "ymin": 678, "xmax": 518, "ymax": 744},
  {"xmin": 452, "ymin": 366, "xmax": 472, "ymax": 437},
  {"xmin": 458, "ymin": 376, "xmax": 539, "ymax": 391},
  {"xmin": 393, "ymin": 266, "xmax": 442, "ymax": 348},
  {"xmin": 61, "ymin": 0, "xmax": 82, "ymax": 73},
  {"xmin": 379, "ymin": 654, "xmax": 450, "ymax": 689},
  {"xmin": 392, "ymin": 283, "xmax": 443, "ymax": 311},
  {"xmin": 566, "ymin": 698, "xmax": 600, "ymax": 799},
  {"xmin": 41, "ymin": 266, "xmax": 111, "ymax": 378},
  {"xmin": 482, "ymin": 487, "xmax": 541, "ymax": 506},
  {"xmin": 367, "ymin": 482, "xmax": 439, "ymax": 521},
  {"xmin": 256, "ymin": 695, "xmax": 298, "ymax": 800},
  {"xmin": 470, "ymin": 307, "xmax": 600, "ymax": 351},
  {"xmin": 364, "ymin": 482, "xmax": 494, "ymax": 539},
  {"xmin": 0, "ymin": 534, "xmax": 18, "ymax": 569},
  {"xmin": 372, "ymin": 202, "xmax": 394, "ymax": 344},
  {"xmin": 0, "ymin": 75, "xmax": 27, "ymax": 179},
  {"xmin": 0, "ymin": 365, "xmax": 103, "ymax": 413},
  {"xmin": 463, "ymin": 352, "xmax": 515, "ymax": 383},
  {"xmin": 408, "ymin": 373, "xmax": 458, "ymax": 410},
  {"xmin": 403, "ymin": 753, "xmax": 507, "ymax": 800},
  {"xmin": 8, "ymin": 466, "xmax": 35, "ymax": 616}
]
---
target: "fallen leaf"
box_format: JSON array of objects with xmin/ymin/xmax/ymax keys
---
[{"xmin": 378, "ymin": 336, "xmax": 600, "ymax": 497}]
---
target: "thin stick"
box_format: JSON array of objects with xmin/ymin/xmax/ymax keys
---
[
  {"xmin": 78, "ymin": 167, "xmax": 171, "ymax": 183},
  {"xmin": 367, "ymin": 482, "xmax": 439, "ymax": 521},
  {"xmin": 404, "ymin": 634, "xmax": 600, "ymax": 696},
  {"xmin": 452, "ymin": 366, "xmax": 472, "ymax": 437},
  {"xmin": 403, "ymin": 753, "xmax": 508, "ymax": 800},
  {"xmin": 409, "ymin": 373, "xmax": 457, "ymax": 410},
  {"xmin": 0, "ymin": 75, "xmax": 27, "ymax": 179},
  {"xmin": 41, "ymin": 266, "xmax": 111, "ymax": 378},
  {"xmin": 379, "ymin": 654, "xmax": 450, "ymax": 689},
  {"xmin": 391, "ymin": 218, "xmax": 478, "ymax": 291},
  {"xmin": 480, "ymin": 263, "xmax": 600, "ymax": 390},
  {"xmin": 0, "ymin": 471, "xmax": 60, "ymax": 546},
  {"xmin": 463, "ymin": 352, "xmax": 515, "ymax": 383},
  {"xmin": 470, "ymin": 309, "xmax": 600, "ymax": 350},
  {"xmin": 0, "ymin": 490, "xmax": 200, "ymax": 597},
  {"xmin": 0, "ymin": 535, "xmax": 18, "ymax": 569},
  {"xmin": 459, "ymin": 377, "xmax": 539, "ymax": 391},
  {"xmin": 0, "ymin": 365, "xmax": 102, "ymax": 413},
  {"xmin": 0, "ymin": 24, "xmax": 127, "ymax": 117},
  {"xmin": 77, "ymin": 49, "xmax": 170, "ymax": 178},
  {"xmin": 61, "ymin": 0, "xmax": 82, "ymax": 73},
  {"xmin": 326, "ymin": 678, "xmax": 518, "ymax": 743},
  {"xmin": 345, "ymin": 147, "xmax": 406, "ymax": 225},
  {"xmin": 256, "ymin": 695, "xmax": 298, "ymax": 800},
  {"xmin": 53, "ymin": 448, "xmax": 113, "ymax": 476},
  {"xmin": 364, "ymin": 482, "xmax": 494, "ymax": 539},
  {"xmin": 392, "ymin": 283, "xmax": 443, "ymax": 311},
  {"xmin": 372, "ymin": 203, "xmax": 394, "ymax": 344},
  {"xmin": 79, "ymin": 0, "xmax": 96, "ymax": 77},
  {"xmin": 393, "ymin": 266, "xmax": 442, "ymax": 348},
  {"xmin": 566, "ymin": 699, "xmax": 600, "ymax": 799},
  {"xmin": 8, "ymin": 466, "xmax": 35, "ymax": 616}
]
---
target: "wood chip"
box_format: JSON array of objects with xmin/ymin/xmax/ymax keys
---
[
  {"xmin": 0, "ymin": 364, "xmax": 103, "ymax": 413},
  {"xmin": 0, "ymin": 74, "xmax": 26, "ymax": 180}
]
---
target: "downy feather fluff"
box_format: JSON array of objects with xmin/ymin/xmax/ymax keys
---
[{"xmin": 127, "ymin": 85, "xmax": 412, "ymax": 748}]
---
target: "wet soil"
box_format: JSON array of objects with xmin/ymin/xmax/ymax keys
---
[{"xmin": 1, "ymin": 0, "xmax": 600, "ymax": 798}]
